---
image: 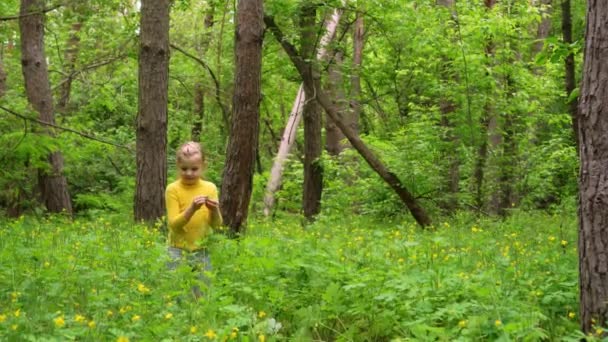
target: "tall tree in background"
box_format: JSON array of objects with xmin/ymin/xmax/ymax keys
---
[
  {"xmin": 220, "ymin": 0, "xmax": 263, "ymax": 234},
  {"xmin": 577, "ymin": 0, "xmax": 608, "ymax": 333},
  {"xmin": 300, "ymin": 3, "xmax": 323, "ymax": 220},
  {"xmin": 134, "ymin": 0, "xmax": 170, "ymax": 223},
  {"xmin": 562, "ymin": 0, "xmax": 578, "ymax": 148},
  {"xmin": 191, "ymin": 3, "xmax": 215, "ymax": 141},
  {"xmin": 56, "ymin": 2, "xmax": 84, "ymax": 114},
  {"xmin": 19, "ymin": 0, "xmax": 72, "ymax": 215}
]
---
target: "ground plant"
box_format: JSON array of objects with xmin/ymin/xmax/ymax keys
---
[{"xmin": 0, "ymin": 210, "xmax": 593, "ymax": 341}]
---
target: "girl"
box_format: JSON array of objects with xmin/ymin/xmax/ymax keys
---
[{"xmin": 165, "ymin": 141, "xmax": 222, "ymax": 299}]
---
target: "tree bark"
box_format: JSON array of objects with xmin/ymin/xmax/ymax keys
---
[
  {"xmin": 265, "ymin": 15, "xmax": 432, "ymax": 227},
  {"xmin": 301, "ymin": 4, "xmax": 323, "ymax": 220},
  {"xmin": 532, "ymin": 0, "xmax": 552, "ymax": 55},
  {"xmin": 263, "ymin": 9, "xmax": 342, "ymax": 216},
  {"xmin": 134, "ymin": 0, "xmax": 170, "ymax": 223},
  {"xmin": 578, "ymin": 0, "xmax": 608, "ymax": 333},
  {"xmin": 220, "ymin": 0, "xmax": 264, "ymax": 234},
  {"xmin": 19, "ymin": 0, "xmax": 72, "ymax": 215}
]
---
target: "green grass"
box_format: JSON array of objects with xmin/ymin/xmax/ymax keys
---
[{"xmin": 0, "ymin": 210, "xmax": 591, "ymax": 341}]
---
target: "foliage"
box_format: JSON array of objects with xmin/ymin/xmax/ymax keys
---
[{"xmin": 0, "ymin": 210, "xmax": 591, "ymax": 340}]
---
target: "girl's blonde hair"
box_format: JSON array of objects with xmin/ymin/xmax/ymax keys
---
[{"xmin": 176, "ymin": 141, "xmax": 206, "ymax": 165}]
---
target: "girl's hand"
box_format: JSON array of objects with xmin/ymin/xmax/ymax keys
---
[
  {"xmin": 205, "ymin": 199, "xmax": 219, "ymax": 209},
  {"xmin": 191, "ymin": 196, "xmax": 208, "ymax": 210}
]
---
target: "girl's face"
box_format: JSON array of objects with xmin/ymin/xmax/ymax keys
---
[{"xmin": 177, "ymin": 154, "xmax": 203, "ymax": 185}]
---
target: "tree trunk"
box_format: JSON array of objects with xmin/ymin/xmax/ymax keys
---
[
  {"xmin": 56, "ymin": 21, "xmax": 82, "ymax": 114},
  {"xmin": 263, "ymin": 9, "xmax": 342, "ymax": 216},
  {"xmin": 350, "ymin": 11, "xmax": 363, "ymax": 135},
  {"xmin": 191, "ymin": 4, "xmax": 215, "ymax": 142},
  {"xmin": 0, "ymin": 57, "xmax": 5, "ymax": 98},
  {"xmin": 301, "ymin": 4, "xmax": 323, "ymax": 220},
  {"xmin": 265, "ymin": 15, "xmax": 432, "ymax": 227},
  {"xmin": 220, "ymin": 0, "xmax": 263, "ymax": 234},
  {"xmin": 562, "ymin": 0, "xmax": 579, "ymax": 149},
  {"xmin": 191, "ymin": 82, "xmax": 204, "ymax": 141},
  {"xmin": 532, "ymin": 0, "xmax": 552, "ymax": 55},
  {"xmin": 325, "ymin": 50, "xmax": 347, "ymax": 155},
  {"xmin": 437, "ymin": 0, "xmax": 460, "ymax": 211},
  {"xmin": 134, "ymin": 0, "xmax": 170, "ymax": 223},
  {"xmin": 578, "ymin": 0, "xmax": 608, "ymax": 333},
  {"xmin": 19, "ymin": 0, "xmax": 72, "ymax": 215}
]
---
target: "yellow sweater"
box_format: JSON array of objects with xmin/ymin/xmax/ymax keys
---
[{"xmin": 165, "ymin": 178, "xmax": 223, "ymax": 251}]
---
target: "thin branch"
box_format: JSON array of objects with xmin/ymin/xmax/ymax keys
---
[
  {"xmin": 0, "ymin": 3, "xmax": 63, "ymax": 21},
  {"xmin": 51, "ymin": 54, "xmax": 129, "ymax": 90},
  {"xmin": 0, "ymin": 105, "xmax": 132, "ymax": 152},
  {"xmin": 169, "ymin": 43, "xmax": 229, "ymax": 126}
]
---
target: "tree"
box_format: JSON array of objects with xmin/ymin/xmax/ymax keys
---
[
  {"xmin": 300, "ymin": 3, "xmax": 323, "ymax": 220},
  {"xmin": 134, "ymin": 0, "xmax": 170, "ymax": 223},
  {"xmin": 19, "ymin": 0, "xmax": 72, "ymax": 215},
  {"xmin": 562, "ymin": 0, "xmax": 579, "ymax": 148},
  {"xmin": 577, "ymin": 0, "xmax": 608, "ymax": 333},
  {"xmin": 220, "ymin": 0, "xmax": 264, "ymax": 234},
  {"xmin": 265, "ymin": 14, "xmax": 432, "ymax": 227},
  {"xmin": 263, "ymin": 8, "xmax": 342, "ymax": 217}
]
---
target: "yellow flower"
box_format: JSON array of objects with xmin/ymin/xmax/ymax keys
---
[
  {"xmin": 11, "ymin": 324, "xmax": 17, "ymax": 331},
  {"xmin": 13, "ymin": 309, "xmax": 20, "ymax": 317},
  {"xmin": 548, "ymin": 236, "xmax": 556, "ymax": 242},
  {"xmin": 164, "ymin": 313, "xmax": 173, "ymax": 320},
  {"xmin": 458, "ymin": 320, "xmax": 467, "ymax": 328},
  {"xmin": 54, "ymin": 316, "xmax": 65, "ymax": 328},
  {"xmin": 137, "ymin": 283, "xmax": 150, "ymax": 294},
  {"xmin": 44, "ymin": 261, "xmax": 51, "ymax": 267},
  {"xmin": 107, "ymin": 310, "xmax": 114, "ymax": 317},
  {"xmin": 116, "ymin": 337, "xmax": 130, "ymax": 342},
  {"xmin": 0, "ymin": 314, "xmax": 6, "ymax": 323},
  {"xmin": 258, "ymin": 311, "xmax": 266, "ymax": 318},
  {"xmin": 190, "ymin": 326, "xmax": 198, "ymax": 334},
  {"xmin": 568, "ymin": 312, "xmax": 576, "ymax": 319},
  {"xmin": 258, "ymin": 334, "xmax": 266, "ymax": 342},
  {"xmin": 75, "ymin": 314, "xmax": 86, "ymax": 323},
  {"xmin": 561, "ymin": 240, "xmax": 568, "ymax": 247},
  {"xmin": 495, "ymin": 320, "xmax": 502, "ymax": 327},
  {"xmin": 88, "ymin": 320, "xmax": 96, "ymax": 328},
  {"xmin": 597, "ymin": 328, "xmax": 604, "ymax": 335},
  {"xmin": 204, "ymin": 329, "xmax": 217, "ymax": 339},
  {"xmin": 131, "ymin": 315, "xmax": 141, "ymax": 322}
]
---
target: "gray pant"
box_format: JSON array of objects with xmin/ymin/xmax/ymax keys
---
[{"xmin": 167, "ymin": 247, "xmax": 212, "ymax": 299}]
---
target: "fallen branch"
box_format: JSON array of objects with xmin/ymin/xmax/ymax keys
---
[{"xmin": 0, "ymin": 3, "xmax": 63, "ymax": 21}]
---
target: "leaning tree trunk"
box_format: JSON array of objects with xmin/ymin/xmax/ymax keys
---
[
  {"xmin": 578, "ymin": 0, "xmax": 608, "ymax": 333},
  {"xmin": 134, "ymin": 0, "xmax": 170, "ymax": 223},
  {"xmin": 19, "ymin": 0, "xmax": 72, "ymax": 215},
  {"xmin": 220, "ymin": 0, "xmax": 264, "ymax": 234},
  {"xmin": 263, "ymin": 8, "xmax": 342, "ymax": 216},
  {"xmin": 265, "ymin": 15, "xmax": 432, "ymax": 227}
]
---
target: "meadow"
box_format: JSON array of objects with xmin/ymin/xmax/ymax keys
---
[{"xmin": 0, "ymin": 210, "xmax": 590, "ymax": 341}]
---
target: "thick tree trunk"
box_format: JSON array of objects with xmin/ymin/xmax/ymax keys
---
[
  {"xmin": 562, "ymin": 0, "xmax": 579, "ymax": 149},
  {"xmin": 578, "ymin": 0, "xmax": 608, "ymax": 333},
  {"xmin": 301, "ymin": 4, "xmax": 323, "ymax": 220},
  {"xmin": 19, "ymin": 0, "xmax": 72, "ymax": 215},
  {"xmin": 134, "ymin": 0, "xmax": 170, "ymax": 223},
  {"xmin": 263, "ymin": 9, "xmax": 342, "ymax": 216},
  {"xmin": 266, "ymin": 15, "xmax": 432, "ymax": 227},
  {"xmin": 220, "ymin": 0, "xmax": 263, "ymax": 234}
]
